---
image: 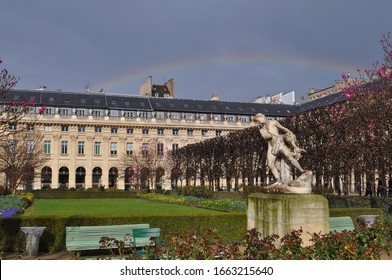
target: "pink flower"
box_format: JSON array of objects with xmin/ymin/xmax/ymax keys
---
[{"xmin": 38, "ymin": 106, "xmax": 46, "ymax": 114}]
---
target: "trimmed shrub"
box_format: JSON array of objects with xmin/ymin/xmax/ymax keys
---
[
  {"xmin": 0, "ymin": 212, "xmax": 246, "ymax": 253},
  {"xmin": 175, "ymin": 186, "xmax": 213, "ymax": 198},
  {"xmin": 28, "ymin": 189, "xmax": 139, "ymax": 199}
]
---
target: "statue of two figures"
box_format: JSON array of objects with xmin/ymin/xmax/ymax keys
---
[{"xmin": 254, "ymin": 113, "xmax": 312, "ymax": 194}]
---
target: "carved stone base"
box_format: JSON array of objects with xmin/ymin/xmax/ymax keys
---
[
  {"xmin": 264, "ymin": 170, "xmax": 312, "ymax": 194},
  {"xmin": 247, "ymin": 193, "xmax": 329, "ymax": 246}
]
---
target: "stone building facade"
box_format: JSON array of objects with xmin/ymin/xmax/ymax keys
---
[{"xmin": 4, "ymin": 88, "xmax": 297, "ymax": 190}]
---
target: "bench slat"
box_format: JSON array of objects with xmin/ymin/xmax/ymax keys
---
[
  {"xmin": 66, "ymin": 224, "xmax": 150, "ymax": 251},
  {"xmin": 329, "ymin": 217, "xmax": 355, "ymax": 232},
  {"xmin": 132, "ymin": 228, "xmax": 161, "ymax": 255}
]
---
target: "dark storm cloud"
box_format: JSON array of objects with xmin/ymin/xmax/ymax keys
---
[{"xmin": 1, "ymin": 0, "xmax": 391, "ymax": 101}]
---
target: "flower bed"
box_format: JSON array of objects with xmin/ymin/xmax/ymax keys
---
[
  {"xmin": 139, "ymin": 193, "xmax": 246, "ymax": 212},
  {"xmin": 0, "ymin": 192, "xmax": 34, "ymax": 217}
]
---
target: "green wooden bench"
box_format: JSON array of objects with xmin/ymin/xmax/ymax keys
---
[
  {"xmin": 329, "ymin": 216, "xmax": 355, "ymax": 232},
  {"xmin": 66, "ymin": 224, "xmax": 150, "ymax": 252},
  {"xmin": 132, "ymin": 228, "xmax": 161, "ymax": 256}
]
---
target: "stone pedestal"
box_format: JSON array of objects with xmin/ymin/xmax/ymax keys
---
[
  {"xmin": 20, "ymin": 227, "xmax": 46, "ymax": 256},
  {"xmin": 247, "ymin": 193, "xmax": 329, "ymax": 246},
  {"xmin": 357, "ymin": 215, "xmax": 379, "ymax": 228}
]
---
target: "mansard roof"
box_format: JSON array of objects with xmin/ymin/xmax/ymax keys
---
[
  {"xmin": 295, "ymin": 91, "xmax": 347, "ymax": 114},
  {"xmin": 5, "ymin": 89, "xmax": 297, "ymax": 117},
  {"xmin": 4, "ymin": 88, "xmax": 349, "ymax": 117}
]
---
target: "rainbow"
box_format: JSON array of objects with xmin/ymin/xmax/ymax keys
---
[{"xmin": 97, "ymin": 52, "xmax": 361, "ymax": 93}]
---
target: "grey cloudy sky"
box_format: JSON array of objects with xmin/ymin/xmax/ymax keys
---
[{"xmin": 1, "ymin": 0, "xmax": 391, "ymax": 102}]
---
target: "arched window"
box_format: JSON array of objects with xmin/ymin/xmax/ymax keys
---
[
  {"xmin": 75, "ymin": 167, "xmax": 86, "ymax": 189},
  {"xmin": 92, "ymin": 167, "xmax": 102, "ymax": 188},
  {"xmin": 41, "ymin": 166, "xmax": 52, "ymax": 189}
]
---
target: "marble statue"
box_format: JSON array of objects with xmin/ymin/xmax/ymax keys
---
[{"xmin": 253, "ymin": 113, "xmax": 312, "ymax": 194}]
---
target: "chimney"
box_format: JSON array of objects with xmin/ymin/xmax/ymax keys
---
[{"xmin": 211, "ymin": 94, "xmax": 219, "ymax": 101}]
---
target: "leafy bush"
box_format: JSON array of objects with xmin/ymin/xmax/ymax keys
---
[
  {"xmin": 18, "ymin": 192, "xmax": 34, "ymax": 206},
  {"xmin": 241, "ymin": 184, "xmax": 265, "ymax": 199},
  {"xmin": 99, "ymin": 222, "xmax": 391, "ymax": 260},
  {"xmin": 0, "ymin": 195, "xmax": 26, "ymax": 215},
  {"xmin": 175, "ymin": 186, "xmax": 213, "ymax": 198}
]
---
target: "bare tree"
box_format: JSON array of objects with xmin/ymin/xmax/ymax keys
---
[
  {"xmin": 119, "ymin": 138, "xmax": 175, "ymax": 191},
  {"xmin": 0, "ymin": 129, "xmax": 48, "ymax": 194}
]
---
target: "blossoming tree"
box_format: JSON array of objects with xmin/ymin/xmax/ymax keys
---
[{"xmin": 0, "ymin": 58, "xmax": 48, "ymax": 194}]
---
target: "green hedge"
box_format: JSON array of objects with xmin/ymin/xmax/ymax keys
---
[
  {"xmin": 25, "ymin": 189, "xmax": 139, "ymax": 199},
  {"xmin": 0, "ymin": 213, "xmax": 247, "ymax": 253},
  {"xmin": 327, "ymin": 195, "xmax": 392, "ymax": 216}
]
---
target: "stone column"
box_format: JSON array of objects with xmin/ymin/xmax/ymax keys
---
[{"xmin": 20, "ymin": 227, "xmax": 46, "ymax": 256}]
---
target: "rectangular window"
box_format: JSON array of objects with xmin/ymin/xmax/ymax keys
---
[
  {"xmin": 27, "ymin": 140, "xmax": 35, "ymax": 153},
  {"xmin": 240, "ymin": 116, "xmax": 250, "ymax": 122},
  {"xmin": 110, "ymin": 142, "xmax": 118, "ymax": 155},
  {"xmin": 157, "ymin": 128, "xmax": 164, "ymax": 135},
  {"xmin": 124, "ymin": 111, "xmax": 136, "ymax": 118},
  {"xmin": 44, "ymin": 125, "xmax": 52, "ymax": 132},
  {"xmin": 9, "ymin": 124, "xmax": 17, "ymax": 130},
  {"xmin": 44, "ymin": 107, "xmax": 56, "ymax": 114},
  {"xmin": 92, "ymin": 109, "xmax": 104, "ymax": 116},
  {"xmin": 75, "ymin": 108, "xmax": 88, "ymax": 116},
  {"xmin": 157, "ymin": 143, "xmax": 164, "ymax": 156},
  {"xmin": 199, "ymin": 114, "xmax": 208, "ymax": 121},
  {"xmin": 171, "ymin": 112, "xmax": 181, "ymax": 120},
  {"xmin": 78, "ymin": 141, "xmax": 85, "ymax": 155},
  {"xmin": 61, "ymin": 125, "xmax": 69, "ymax": 132},
  {"xmin": 216, "ymin": 130, "xmax": 222, "ymax": 136},
  {"xmin": 140, "ymin": 111, "xmax": 152, "ymax": 118},
  {"xmin": 78, "ymin": 125, "xmax": 86, "ymax": 133},
  {"xmin": 185, "ymin": 113, "xmax": 195, "ymax": 120},
  {"xmin": 172, "ymin": 128, "xmax": 179, "ymax": 136},
  {"xmin": 111, "ymin": 127, "xmax": 118, "ymax": 134},
  {"xmin": 26, "ymin": 124, "xmax": 35, "ymax": 131},
  {"xmin": 156, "ymin": 111, "xmax": 166, "ymax": 119},
  {"xmin": 43, "ymin": 140, "xmax": 51, "ymax": 154},
  {"xmin": 94, "ymin": 126, "xmax": 102, "ymax": 133},
  {"xmin": 172, "ymin": 143, "xmax": 179, "ymax": 155},
  {"xmin": 227, "ymin": 115, "xmax": 237, "ymax": 122},
  {"xmin": 142, "ymin": 128, "xmax": 149, "ymax": 135},
  {"xmin": 187, "ymin": 129, "xmax": 193, "ymax": 136},
  {"xmin": 126, "ymin": 127, "xmax": 134, "ymax": 134},
  {"xmin": 202, "ymin": 130, "xmax": 208, "ymax": 137},
  {"xmin": 142, "ymin": 143, "xmax": 149, "ymax": 155},
  {"xmin": 213, "ymin": 114, "xmax": 222, "ymax": 121},
  {"xmin": 126, "ymin": 142, "xmax": 133, "ymax": 155},
  {"xmin": 109, "ymin": 110, "xmax": 119, "ymax": 117},
  {"xmin": 94, "ymin": 142, "xmax": 101, "ymax": 155},
  {"xmin": 59, "ymin": 108, "xmax": 72, "ymax": 115},
  {"xmin": 8, "ymin": 140, "xmax": 16, "ymax": 153},
  {"xmin": 61, "ymin": 141, "xmax": 68, "ymax": 154}
]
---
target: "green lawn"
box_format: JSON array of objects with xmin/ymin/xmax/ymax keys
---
[{"xmin": 23, "ymin": 198, "xmax": 221, "ymax": 217}]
